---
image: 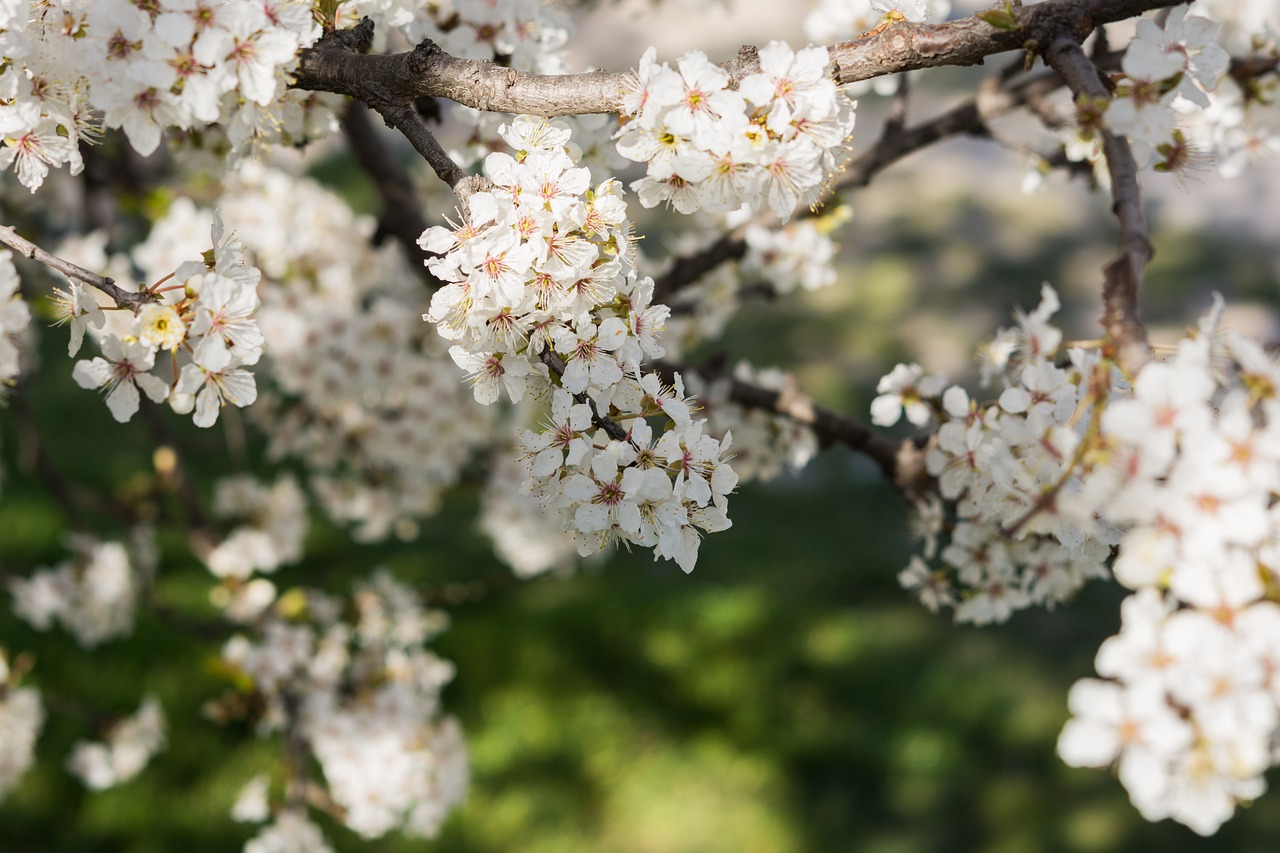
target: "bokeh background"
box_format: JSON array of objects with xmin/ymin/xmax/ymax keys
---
[{"xmin": 5, "ymin": 1, "xmax": 1280, "ymax": 851}]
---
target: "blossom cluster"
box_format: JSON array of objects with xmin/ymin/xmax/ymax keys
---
[
  {"xmin": 122, "ymin": 168, "xmax": 498, "ymax": 544},
  {"xmin": 0, "ymin": 250, "xmax": 30, "ymax": 395},
  {"xmin": 66, "ymin": 213, "xmax": 263, "ymax": 428},
  {"xmin": 742, "ymin": 216, "xmax": 840, "ymax": 295},
  {"xmin": 616, "ymin": 41, "xmax": 857, "ymax": 220},
  {"xmin": 216, "ymin": 167, "xmax": 497, "ymax": 542},
  {"xmin": 475, "ymin": 358, "xmax": 821, "ymax": 579},
  {"xmin": 886, "ymin": 287, "xmax": 1112, "ymax": 624},
  {"xmin": 244, "ymin": 811, "xmax": 335, "ymax": 853},
  {"xmin": 0, "ymin": 0, "xmax": 321, "ymax": 191},
  {"xmin": 887, "ymin": 285, "xmax": 1280, "ymax": 832},
  {"xmin": 1055, "ymin": 309, "xmax": 1280, "ymax": 835},
  {"xmin": 198, "ymin": 473, "xmax": 309, "ymax": 623},
  {"xmin": 206, "ymin": 474, "xmax": 307, "ymax": 582},
  {"xmin": 0, "ymin": 652, "xmax": 43, "ymax": 805},
  {"xmin": 220, "ymin": 572, "xmax": 466, "ymax": 845},
  {"xmin": 67, "ymin": 695, "xmax": 167, "ymax": 791},
  {"xmin": 421, "ymin": 117, "xmax": 738, "ymax": 571},
  {"xmin": 1037, "ymin": 3, "xmax": 1280, "ymax": 187},
  {"xmin": 1103, "ymin": 6, "xmax": 1230, "ymax": 154},
  {"xmin": 9, "ymin": 533, "xmax": 152, "ymax": 647}
]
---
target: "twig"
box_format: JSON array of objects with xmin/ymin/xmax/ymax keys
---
[
  {"xmin": 1043, "ymin": 37, "xmax": 1152, "ymax": 374},
  {"xmin": 370, "ymin": 91, "xmax": 469, "ymax": 189},
  {"xmin": 668, "ymin": 362, "xmax": 929, "ymax": 497},
  {"xmin": 0, "ymin": 225, "xmax": 158, "ymax": 312},
  {"xmin": 281, "ymin": 688, "xmax": 311, "ymax": 812},
  {"xmin": 359, "ymin": 83, "xmax": 493, "ymax": 209}
]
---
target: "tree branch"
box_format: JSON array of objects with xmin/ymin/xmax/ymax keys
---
[
  {"xmin": 0, "ymin": 225, "xmax": 158, "ymax": 312},
  {"xmin": 669, "ymin": 362, "xmax": 930, "ymax": 497},
  {"xmin": 360, "ymin": 83, "xmax": 471, "ymax": 188},
  {"xmin": 293, "ymin": 1, "xmax": 1181, "ymax": 116},
  {"xmin": 830, "ymin": 0, "xmax": 1177, "ymax": 83},
  {"xmin": 1043, "ymin": 37, "xmax": 1152, "ymax": 374}
]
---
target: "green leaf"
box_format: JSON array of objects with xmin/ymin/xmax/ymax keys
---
[{"xmin": 977, "ymin": 6, "xmax": 1019, "ymax": 30}]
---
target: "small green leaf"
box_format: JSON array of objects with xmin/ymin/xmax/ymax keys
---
[{"xmin": 977, "ymin": 5, "xmax": 1019, "ymax": 30}]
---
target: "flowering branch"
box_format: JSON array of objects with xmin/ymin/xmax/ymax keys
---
[
  {"xmin": 0, "ymin": 225, "xmax": 157, "ymax": 312},
  {"xmin": 1043, "ymin": 37, "xmax": 1152, "ymax": 374},
  {"xmin": 654, "ymin": 65, "xmax": 1070, "ymax": 303}
]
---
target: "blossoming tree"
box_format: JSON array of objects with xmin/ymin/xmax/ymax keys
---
[{"xmin": 1, "ymin": 0, "xmax": 1280, "ymax": 846}]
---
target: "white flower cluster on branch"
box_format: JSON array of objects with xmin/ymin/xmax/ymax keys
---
[
  {"xmin": 889, "ymin": 287, "xmax": 1112, "ymax": 624},
  {"xmin": 422, "ymin": 117, "xmax": 738, "ymax": 571},
  {"xmin": 129, "ymin": 168, "xmax": 498, "ymax": 543},
  {"xmin": 1105, "ymin": 6, "xmax": 1229, "ymax": 151},
  {"xmin": 66, "ymin": 695, "xmax": 167, "ymax": 791},
  {"xmin": 0, "ymin": 0, "xmax": 321, "ymax": 191},
  {"xmin": 8, "ymin": 0, "xmax": 1280, "ymax": 844},
  {"xmin": 1043, "ymin": 3, "xmax": 1280, "ymax": 186},
  {"xmin": 67, "ymin": 212, "xmax": 263, "ymax": 428},
  {"xmin": 10, "ymin": 534, "xmax": 151, "ymax": 647},
  {"xmin": 221, "ymin": 571, "xmax": 466, "ymax": 845},
  {"xmin": 616, "ymin": 41, "xmax": 857, "ymax": 220},
  {"xmin": 1055, "ymin": 308, "xmax": 1280, "ymax": 835},
  {"xmin": 887, "ymin": 283, "xmax": 1280, "ymax": 832}
]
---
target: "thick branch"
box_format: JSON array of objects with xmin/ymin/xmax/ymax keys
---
[
  {"xmin": 294, "ymin": 1, "xmax": 1181, "ymax": 116},
  {"xmin": 0, "ymin": 225, "xmax": 157, "ymax": 312},
  {"xmin": 830, "ymin": 0, "xmax": 1177, "ymax": 82},
  {"xmin": 1043, "ymin": 37, "xmax": 1152, "ymax": 374}
]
